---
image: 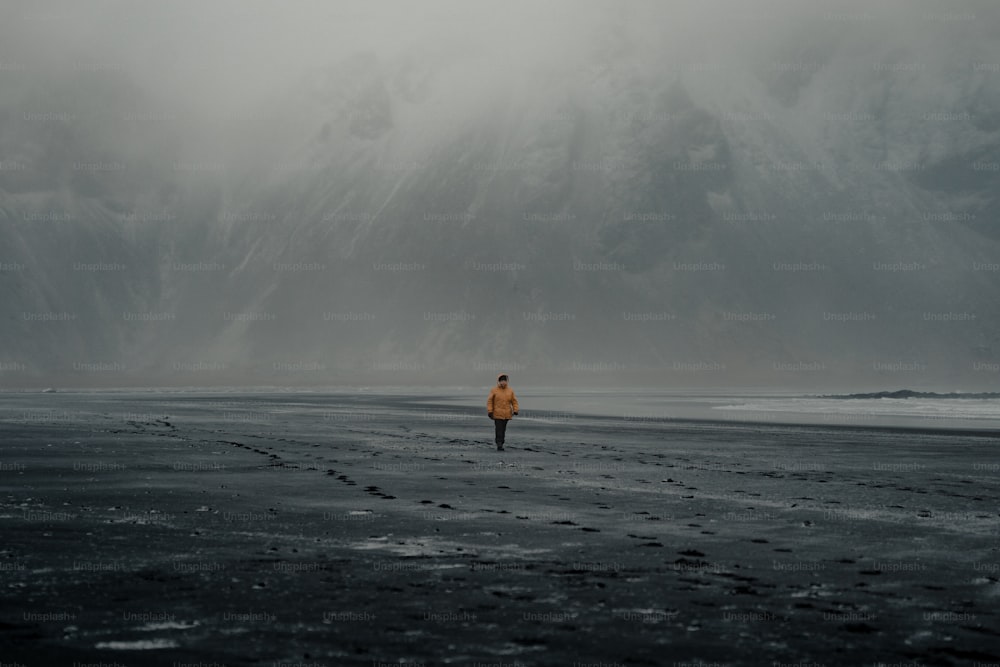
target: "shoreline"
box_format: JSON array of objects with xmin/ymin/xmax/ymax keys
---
[{"xmin": 4, "ymin": 387, "xmax": 998, "ymax": 435}]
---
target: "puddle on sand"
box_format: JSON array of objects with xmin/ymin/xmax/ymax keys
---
[
  {"xmin": 95, "ymin": 638, "xmax": 179, "ymax": 649},
  {"xmin": 349, "ymin": 536, "xmax": 552, "ymax": 559},
  {"xmin": 136, "ymin": 620, "xmax": 200, "ymax": 631}
]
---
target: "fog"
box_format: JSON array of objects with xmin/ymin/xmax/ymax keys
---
[{"xmin": 1, "ymin": 0, "xmax": 999, "ymax": 389}]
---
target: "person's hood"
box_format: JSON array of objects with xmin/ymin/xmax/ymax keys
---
[{"xmin": 497, "ymin": 373, "xmax": 508, "ymax": 386}]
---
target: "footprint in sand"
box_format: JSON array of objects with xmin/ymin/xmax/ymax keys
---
[
  {"xmin": 844, "ymin": 622, "xmax": 879, "ymax": 634},
  {"xmin": 678, "ymin": 549, "xmax": 706, "ymax": 557},
  {"xmin": 364, "ymin": 486, "xmax": 396, "ymax": 500}
]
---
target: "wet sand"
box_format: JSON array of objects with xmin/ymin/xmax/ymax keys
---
[{"xmin": 1, "ymin": 391, "xmax": 998, "ymax": 666}]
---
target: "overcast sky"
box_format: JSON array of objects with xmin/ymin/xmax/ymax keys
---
[{"xmin": 10, "ymin": 0, "xmax": 992, "ymax": 114}]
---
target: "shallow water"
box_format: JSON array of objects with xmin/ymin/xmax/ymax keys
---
[{"xmin": 387, "ymin": 386, "xmax": 1000, "ymax": 431}]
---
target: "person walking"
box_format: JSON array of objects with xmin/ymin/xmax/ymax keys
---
[{"xmin": 486, "ymin": 373, "xmax": 518, "ymax": 451}]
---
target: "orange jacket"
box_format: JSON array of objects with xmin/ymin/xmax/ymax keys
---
[{"xmin": 487, "ymin": 378, "xmax": 519, "ymax": 420}]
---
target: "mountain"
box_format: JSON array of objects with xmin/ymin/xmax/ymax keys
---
[{"xmin": 2, "ymin": 2, "xmax": 999, "ymax": 389}]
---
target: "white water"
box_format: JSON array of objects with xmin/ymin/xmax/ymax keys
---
[{"xmin": 712, "ymin": 396, "xmax": 1000, "ymax": 429}]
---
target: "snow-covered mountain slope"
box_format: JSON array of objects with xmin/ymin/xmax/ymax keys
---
[{"xmin": 2, "ymin": 1, "xmax": 998, "ymax": 388}]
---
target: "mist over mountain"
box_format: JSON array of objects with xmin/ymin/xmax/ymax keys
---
[{"xmin": 2, "ymin": 0, "xmax": 999, "ymax": 389}]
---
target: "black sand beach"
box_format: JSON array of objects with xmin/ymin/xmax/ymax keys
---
[{"xmin": 1, "ymin": 391, "xmax": 998, "ymax": 666}]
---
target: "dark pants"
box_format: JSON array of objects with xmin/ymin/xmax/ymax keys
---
[{"xmin": 493, "ymin": 418, "xmax": 509, "ymax": 445}]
